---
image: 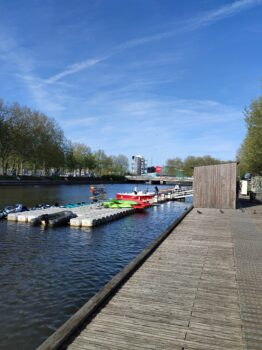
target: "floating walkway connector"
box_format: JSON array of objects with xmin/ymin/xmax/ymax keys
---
[{"xmin": 7, "ymin": 204, "xmax": 135, "ymax": 228}]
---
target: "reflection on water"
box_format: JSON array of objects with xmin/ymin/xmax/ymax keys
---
[{"xmin": 0, "ymin": 184, "xmax": 191, "ymax": 350}]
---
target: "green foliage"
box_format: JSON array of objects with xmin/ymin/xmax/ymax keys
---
[
  {"xmin": 165, "ymin": 157, "xmax": 183, "ymax": 175},
  {"xmin": 240, "ymin": 96, "xmax": 262, "ymax": 175},
  {"xmin": 183, "ymin": 155, "xmax": 222, "ymax": 176},
  {"xmin": 0, "ymin": 100, "xmax": 14, "ymax": 174},
  {"xmin": 165, "ymin": 155, "xmax": 222, "ymax": 177},
  {"xmin": 111, "ymin": 154, "xmax": 129, "ymax": 175},
  {"xmin": 0, "ymin": 97, "xmax": 130, "ymax": 177}
]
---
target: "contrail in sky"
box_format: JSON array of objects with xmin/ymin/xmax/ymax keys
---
[{"xmin": 45, "ymin": 0, "xmax": 262, "ymax": 84}]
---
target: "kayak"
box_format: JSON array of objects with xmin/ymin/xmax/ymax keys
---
[
  {"xmin": 116, "ymin": 192, "xmax": 155, "ymax": 201},
  {"xmin": 63, "ymin": 202, "xmax": 89, "ymax": 208},
  {"xmin": 103, "ymin": 199, "xmax": 150, "ymax": 209},
  {"xmin": 103, "ymin": 199, "xmax": 137, "ymax": 208}
]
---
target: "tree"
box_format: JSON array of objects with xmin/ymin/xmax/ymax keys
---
[
  {"xmin": 7, "ymin": 105, "xmax": 65, "ymax": 175},
  {"xmin": 64, "ymin": 140, "xmax": 76, "ymax": 172},
  {"xmin": 240, "ymin": 96, "xmax": 262, "ymax": 175},
  {"xmin": 0, "ymin": 97, "xmax": 132, "ymax": 177},
  {"xmin": 72, "ymin": 143, "xmax": 93, "ymax": 175},
  {"xmin": 165, "ymin": 157, "xmax": 183, "ymax": 176},
  {"xmin": 183, "ymin": 155, "xmax": 221, "ymax": 176},
  {"xmin": 0, "ymin": 99, "xmax": 13, "ymax": 174},
  {"xmin": 0, "ymin": 108, "xmax": 6, "ymax": 173},
  {"xmin": 93, "ymin": 150, "xmax": 108, "ymax": 176},
  {"xmin": 8, "ymin": 103, "xmax": 34, "ymax": 174},
  {"xmin": 236, "ymin": 143, "xmax": 248, "ymax": 177},
  {"xmin": 111, "ymin": 154, "xmax": 129, "ymax": 175}
]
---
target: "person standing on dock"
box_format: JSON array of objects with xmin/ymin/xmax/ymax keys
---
[
  {"xmin": 134, "ymin": 186, "xmax": 138, "ymax": 194},
  {"xmin": 155, "ymin": 186, "xmax": 159, "ymax": 196}
]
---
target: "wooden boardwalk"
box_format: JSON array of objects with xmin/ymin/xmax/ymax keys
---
[
  {"xmin": 40, "ymin": 199, "xmax": 262, "ymax": 350},
  {"xmin": 231, "ymin": 198, "xmax": 262, "ymax": 350}
]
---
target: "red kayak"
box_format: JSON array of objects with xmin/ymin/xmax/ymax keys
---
[
  {"xmin": 114, "ymin": 198, "xmax": 151, "ymax": 209},
  {"xmin": 116, "ymin": 192, "xmax": 155, "ymax": 201},
  {"xmin": 132, "ymin": 199, "xmax": 151, "ymax": 209}
]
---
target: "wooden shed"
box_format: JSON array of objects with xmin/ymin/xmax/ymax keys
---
[{"xmin": 193, "ymin": 163, "xmax": 237, "ymax": 209}]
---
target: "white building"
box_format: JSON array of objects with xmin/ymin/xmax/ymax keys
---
[{"xmin": 131, "ymin": 155, "xmax": 146, "ymax": 175}]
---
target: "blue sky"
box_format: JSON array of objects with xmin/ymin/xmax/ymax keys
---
[{"xmin": 0, "ymin": 0, "xmax": 262, "ymax": 166}]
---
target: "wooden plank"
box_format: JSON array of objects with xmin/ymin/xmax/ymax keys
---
[
  {"xmin": 37, "ymin": 202, "xmax": 262, "ymax": 349},
  {"xmin": 193, "ymin": 163, "xmax": 237, "ymax": 209},
  {"xmin": 36, "ymin": 206, "xmax": 193, "ymax": 350},
  {"xmin": 61, "ymin": 207, "xmax": 245, "ymax": 349}
]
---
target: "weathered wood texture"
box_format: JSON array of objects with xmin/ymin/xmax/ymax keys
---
[
  {"xmin": 37, "ymin": 207, "xmax": 193, "ymax": 350},
  {"xmin": 62, "ymin": 207, "xmax": 253, "ymax": 350},
  {"xmin": 193, "ymin": 163, "xmax": 237, "ymax": 209},
  {"xmin": 231, "ymin": 199, "xmax": 262, "ymax": 350}
]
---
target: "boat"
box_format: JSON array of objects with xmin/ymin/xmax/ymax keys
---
[
  {"xmin": 115, "ymin": 191, "xmax": 155, "ymax": 201},
  {"xmin": 0, "ymin": 204, "xmax": 27, "ymax": 220}
]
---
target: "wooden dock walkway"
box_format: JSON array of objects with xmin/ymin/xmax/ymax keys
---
[{"xmin": 39, "ymin": 199, "xmax": 262, "ymax": 350}]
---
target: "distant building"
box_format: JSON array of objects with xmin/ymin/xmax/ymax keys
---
[
  {"xmin": 147, "ymin": 166, "xmax": 156, "ymax": 174},
  {"xmin": 131, "ymin": 155, "xmax": 146, "ymax": 175}
]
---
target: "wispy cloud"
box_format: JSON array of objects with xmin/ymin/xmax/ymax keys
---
[
  {"xmin": 191, "ymin": 0, "xmax": 262, "ymax": 27},
  {"xmin": 67, "ymin": 95, "xmax": 244, "ymax": 161},
  {"xmin": 0, "ymin": 22, "xmax": 80, "ymax": 114},
  {"xmin": 45, "ymin": 0, "xmax": 262, "ymax": 84},
  {"xmin": 44, "ymin": 57, "xmax": 106, "ymax": 84}
]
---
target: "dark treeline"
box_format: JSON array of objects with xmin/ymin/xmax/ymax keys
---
[{"xmin": 0, "ymin": 99, "xmax": 128, "ymax": 176}]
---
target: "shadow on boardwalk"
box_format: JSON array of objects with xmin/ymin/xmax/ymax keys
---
[{"xmin": 238, "ymin": 196, "xmax": 262, "ymax": 209}]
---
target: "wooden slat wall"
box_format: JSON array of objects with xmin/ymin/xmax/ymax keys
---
[{"xmin": 193, "ymin": 163, "xmax": 237, "ymax": 209}]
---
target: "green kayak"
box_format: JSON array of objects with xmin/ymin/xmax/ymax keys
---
[{"xmin": 103, "ymin": 199, "xmax": 138, "ymax": 208}]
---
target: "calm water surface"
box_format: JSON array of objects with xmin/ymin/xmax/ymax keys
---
[{"xmin": 0, "ymin": 184, "xmax": 191, "ymax": 349}]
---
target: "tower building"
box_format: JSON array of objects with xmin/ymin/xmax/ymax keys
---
[{"xmin": 131, "ymin": 155, "xmax": 146, "ymax": 175}]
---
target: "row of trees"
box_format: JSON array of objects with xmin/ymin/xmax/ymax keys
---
[
  {"xmin": 0, "ymin": 99, "xmax": 128, "ymax": 176},
  {"xmin": 165, "ymin": 155, "xmax": 223, "ymax": 177},
  {"xmin": 237, "ymin": 95, "xmax": 262, "ymax": 176},
  {"xmin": 3, "ymin": 93, "xmax": 260, "ymax": 179}
]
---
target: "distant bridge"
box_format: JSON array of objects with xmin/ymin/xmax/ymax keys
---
[{"xmin": 125, "ymin": 175, "xmax": 193, "ymax": 186}]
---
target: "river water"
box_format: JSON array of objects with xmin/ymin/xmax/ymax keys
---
[{"xmin": 0, "ymin": 184, "xmax": 191, "ymax": 350}]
